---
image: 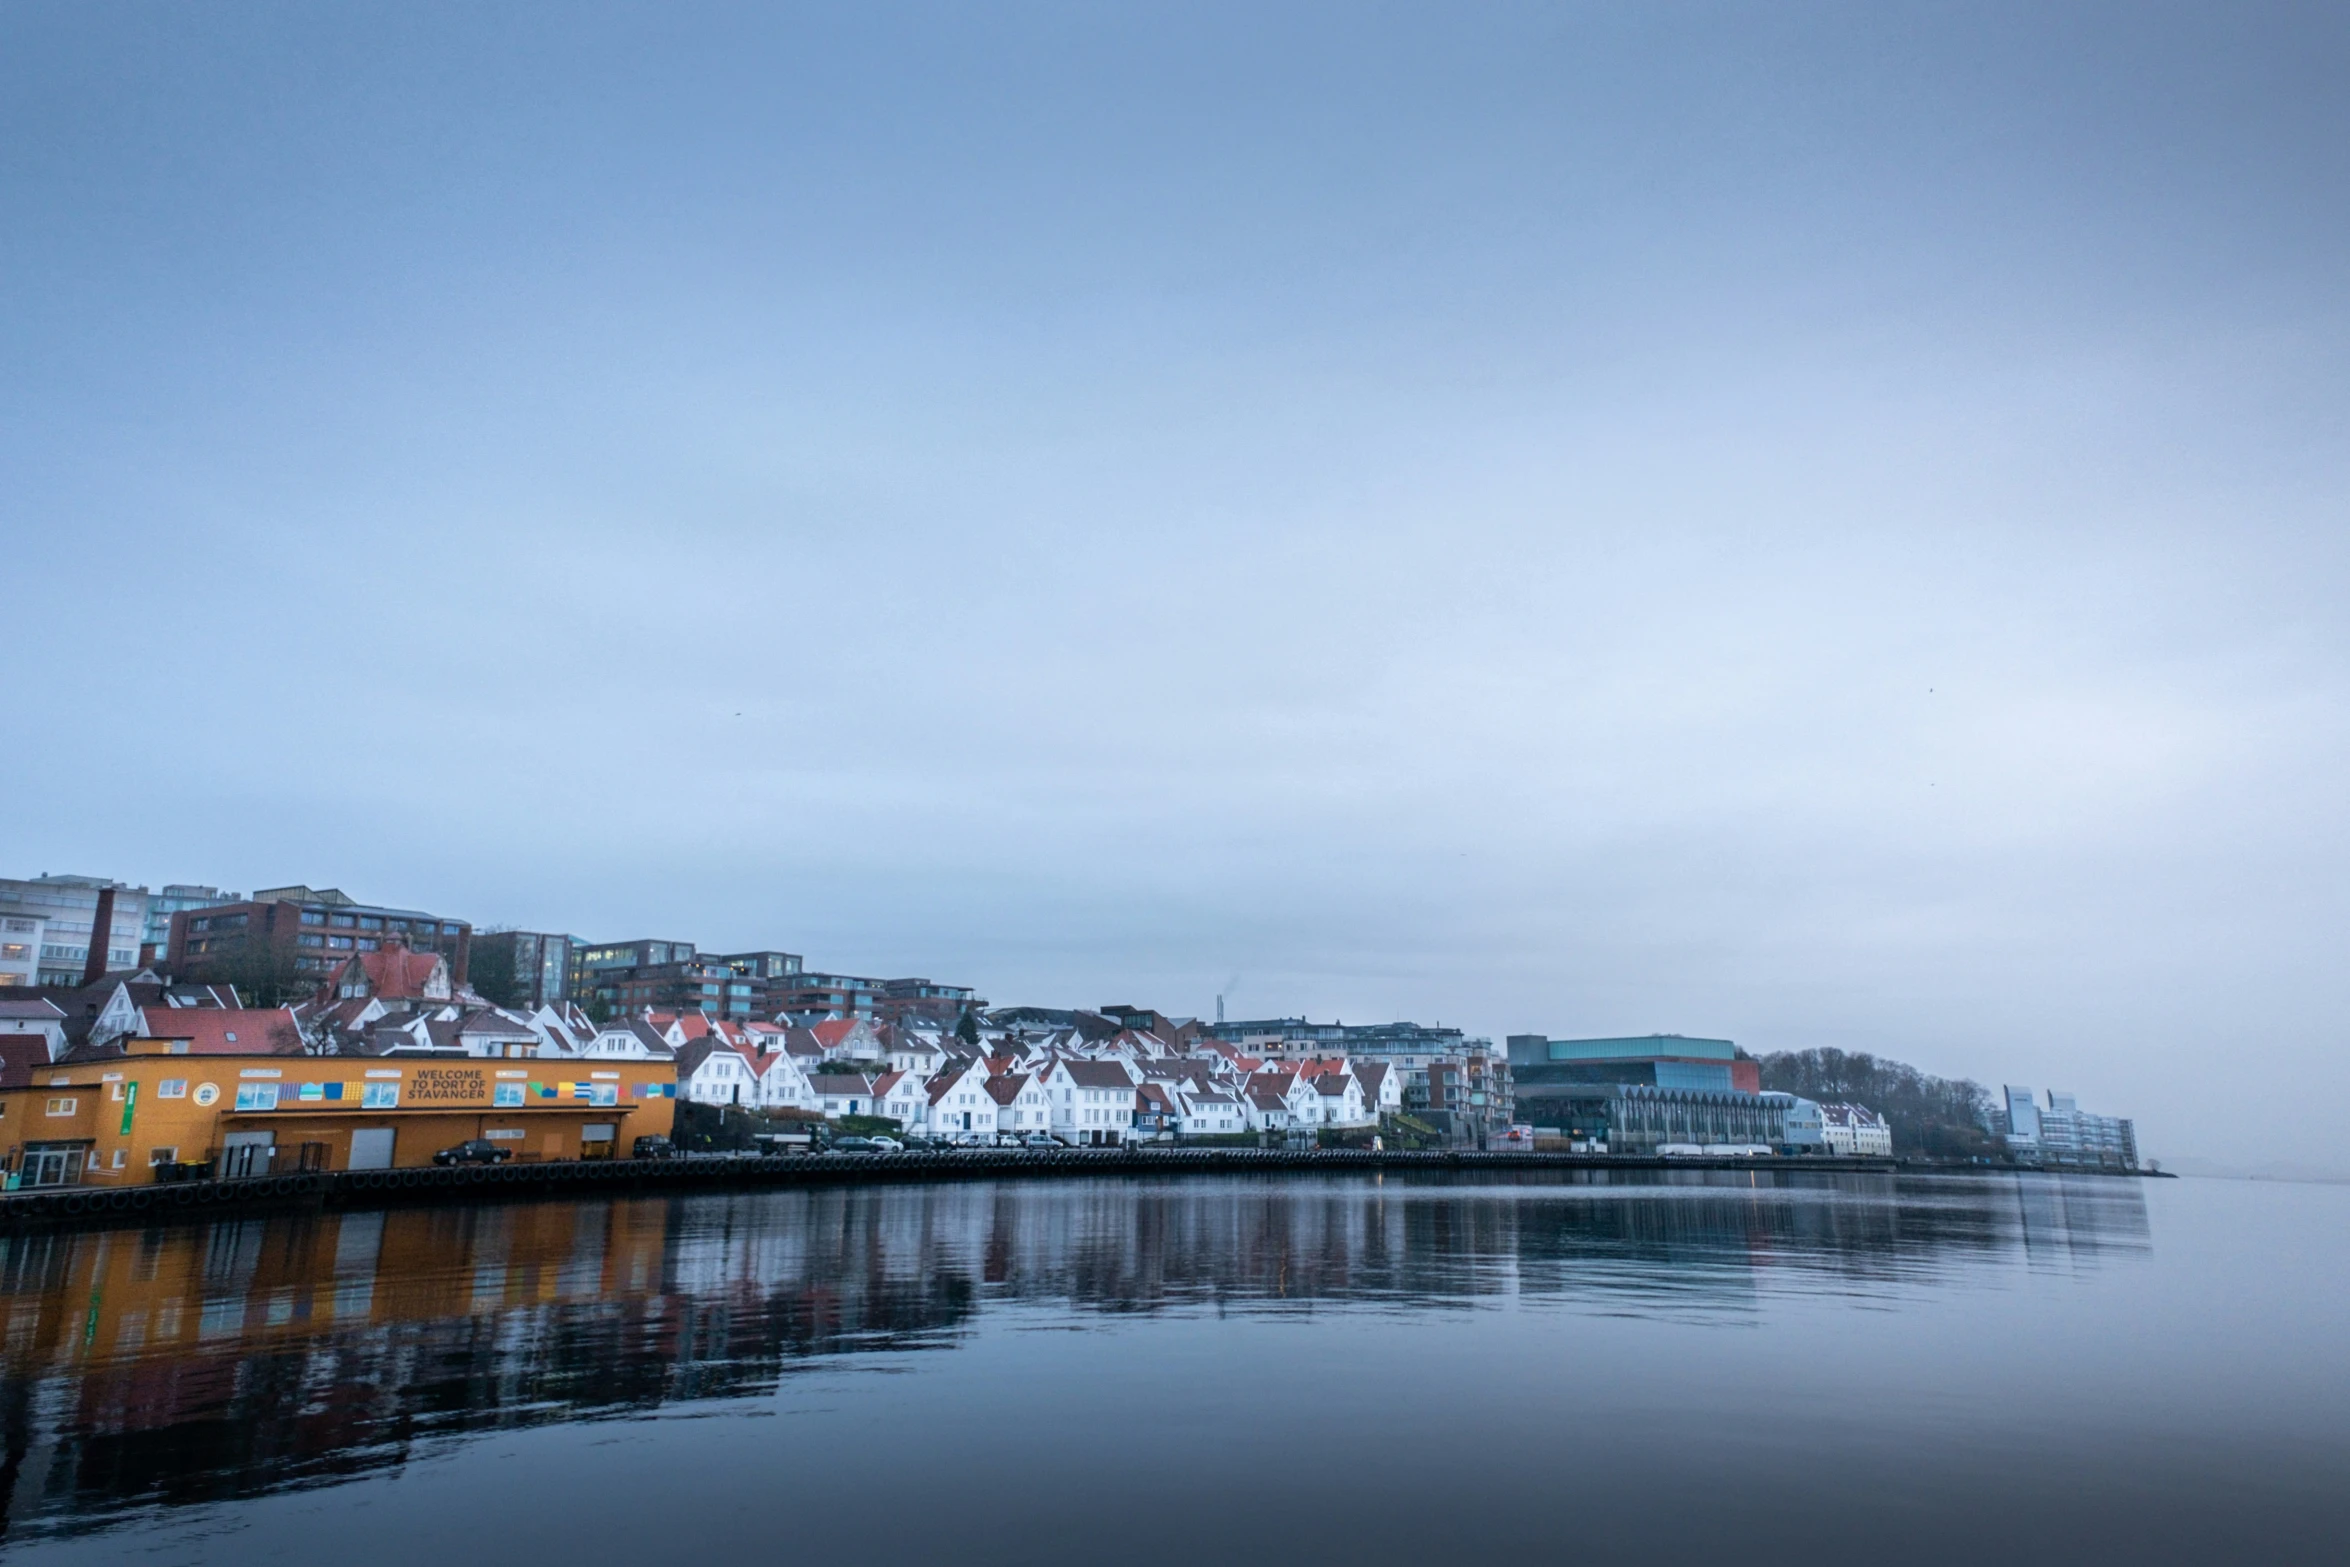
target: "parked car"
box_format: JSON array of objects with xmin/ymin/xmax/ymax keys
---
[
  {"xmin": 866, "ymin": 1135, "xmax": 905, "ymax": 1152},
  {"xmin": 992, "ymin": 1132, "xmax": 1025, "ymax": 1147},
  {"xmin": 632, "ymin": 1135, "xmax": 677, "ymax": 1160},
  {"xmin": 829, "ymin": 1136, "xmax": 878, "ymax": 1153},
  {"xmin": 434, "ymin": 1139, "xmax": 512, "ymax": 1166},
  {"xmin": 1023, "ymin": 1133, "xmax": 1066, "ymax": 1150}
]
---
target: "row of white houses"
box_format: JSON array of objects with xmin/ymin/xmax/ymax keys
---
[
  {"xmin": 285, "ymin": 981, "xmax": 1407, "ymax": 1144},
  {"xmin": 651, "ymin": 1019, "xmax": 1404, "ymax": 1145}
]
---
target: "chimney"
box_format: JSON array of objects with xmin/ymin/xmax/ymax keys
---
[
  {"xmin": 82, "ymin": 887, "xmax": 116, "ymax": 986},
  {"xmin": 452, "ymin": 924, "xmax": 471, "ymax": 988}
]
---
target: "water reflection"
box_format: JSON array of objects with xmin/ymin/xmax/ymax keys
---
[{"xmin": 0, "ymin": 1171, "xmax": 2147, "ymax": 1540}]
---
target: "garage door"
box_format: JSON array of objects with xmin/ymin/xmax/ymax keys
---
[{"xmin": 348, "ymin": 1127, "xmax": 395, "ymax": 1171}]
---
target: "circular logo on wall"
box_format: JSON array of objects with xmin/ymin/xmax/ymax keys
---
[{"xmin": 194, "ymin": 1083, "xmax": 220, "ymax": 1106}]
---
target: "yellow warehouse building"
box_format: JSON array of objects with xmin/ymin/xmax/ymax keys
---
[{"xmin": 1, "ymin": 1041, "xmax": 679, "ymax": 1186}]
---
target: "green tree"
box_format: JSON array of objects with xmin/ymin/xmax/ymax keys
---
[
  {"xmin": 468, "ymin": 928, "xmax": 522, "ymax": 1009},
  {"xmin": 201, "ymin": 935, "xmax": 310, "ymax": 1009},
  {"xmin": 955, "ymin": 1009, "xmax": 981, "ymax": 1048},
  {"xmin": 1755, "ymin": 1048, "xmax": 1997, "ymax": 1159}
]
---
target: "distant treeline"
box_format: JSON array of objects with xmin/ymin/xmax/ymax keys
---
[{"xmin": 1754, "ymin": 1048, "xmax": 1997, "ymax": 1159}]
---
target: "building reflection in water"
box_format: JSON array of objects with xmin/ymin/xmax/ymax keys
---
[{"xmin": 0, "ymin": 1171, "xmax": 2148, "ymax": 1540}]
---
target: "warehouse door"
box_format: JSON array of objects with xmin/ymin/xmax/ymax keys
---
[
  {"xmin": 221, "ymin": 1131, "xmax": 275, "ymax": 1180},
  {"xmin": 348, "ymin": 1128, "xmax": 395, "ymax": 1171}
]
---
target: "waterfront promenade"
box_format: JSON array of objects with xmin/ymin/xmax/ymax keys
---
[{"xmin": 0, "ymin": 1144, "xmax": 2161, "ymax": 1236}]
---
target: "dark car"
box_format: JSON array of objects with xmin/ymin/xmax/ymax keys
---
[
  {"xmin": 632, "ymin": 1134, "xmax": 677, "ymax": 1160},
  {"xmin": 434, "ymin": 1139, "xmax": 512, "ymax": 1166},
  {"xmin": 829, "ymin": 1136, "xmax": 878, "ymax": 1153}
]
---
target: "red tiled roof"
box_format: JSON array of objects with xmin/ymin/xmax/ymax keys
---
[
  {"xmin": 134, "ymin": 1007, "xmax": 303, "ymax": 1054},
  {"xmin": 811, "ymin": 1018, "xmax": 856, "ymax": 1048},
  {"xmin": 352, "ymin": 943, "xmax": 445, "ymax": 1000}
]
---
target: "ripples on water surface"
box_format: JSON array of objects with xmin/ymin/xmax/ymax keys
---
[{"xmin": 1, "ymin": 1171, "xmax": 2343, "ymax": 1564}]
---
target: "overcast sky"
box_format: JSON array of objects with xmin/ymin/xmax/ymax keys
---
[{"xmin": 5, "ymin": 3, "xmax": 2346, "ymax": 1171}]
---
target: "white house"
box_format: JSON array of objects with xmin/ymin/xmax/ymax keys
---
[
  {"xmin": 1045, "ymin": 1058, "xmax": 1139, "ymax": 1146},
  {"xmin": 0, "ymin": 998, "xmax": 70, "ymax": 1063},
  {"xmin": 1354, "ymin": 1061, "xmax": 1402, "ymax": 1117},
  {"xmin": 454, "ymin": 1007, "xmax": 545, "ymax": 1060},
  {"xmin": 874, "ymin": 1069, "xmax": 931, "ymax": 1129},
  {"xmin": 1244, "ymin": 1070, "xmax": 1322, "ymax": 1128},
  {"xmin": 1820, "ymin": 1102, "xmax": 1893, "ymax": 1156},
  {"xmin": 811, "ymin": 1017, "xmax": 886, "ymax": 1063},
  {"xmin": 987, "ymin": 1071, "xmax": 1055, "ymax": 1136},
  {"xmin": 1306, "ymin": 1071, "xmax": 1371, "ymax": 1127},
  {"xmin": 810, "ymin": 1072, "xmax": 881, "ymax": 1120},
  {"xmin": 1177, "ymin": 1086, "xmax": 1246, "ymax": 1135},
  {"xmin": 584, "ymin": 1018, "xmax": 680, "ymax": 1060},
  {"xmin": 927, "ymin": 1062, "xmax": 998, "ymax": 1141},
  {"xmin": 748, "ymin": 1047, "xmax": 816, "ymax": 1111},
  {"xmin": 887, "ymin": 1029, "xmax": 947, "ymax": 1077},
  {"xmin": 526, "ymin": 1003, "xmax": 599, "ymax": 1056},
  {"xmin": 1245, "ymin": 1087, "xmax": 1294, "ymax": 1132},
  {"xmin": 675, "ymin": 1039, "xmax": 760, "ymax": 1106}
]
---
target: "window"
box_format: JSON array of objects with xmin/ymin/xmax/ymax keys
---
[
  {"xmin": 328, "ymin": 936, "xmax": 353, "ymax": 950},
  {"xmin": 331, "ymin": 914, "xmax": 355, "ymax": 928},
  {"xmin": 0, "ymin": 944, "xmax": 26, "ymax": 960},
  {"xmin": 149, "ymin": 1147, "xmax": 178, "ymax": 1165},
  {"xmin": 111, "ymin": 1149, "xmax": 126, "ymax": 1169},
  {"xmin": 158, "ymin": 1079, "xmax": 188, "ymax": 1098},
  {"xmin": 493, "ymin": 1084, "xmax": 524, "ymax": 1107},
  {"xmin": 362, "ymin": 1082, "xmax": 399, "ymax": 1109},
  {"xmin": 45, "ymin": 1097, "xmax": 76, "ymax": 1115},
  {"xmin": 358, "ymin": 917, "xmax": 382, "ymax": 931},
  {"xmin": 301, "ymin": 910, "xmax": 325, "ymax": 925},
  {"xmin": 300, "ymin": 934, "xmax": 323, "ymax": 948},
  {"xmin": 235, "ymin": 1084, "xmax": 279, "ymax": 1112}
]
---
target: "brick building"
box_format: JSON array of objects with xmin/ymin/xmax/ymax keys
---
[{"xmin": 169, "ymin": 886, "xmax": 470, "ymax": 991}]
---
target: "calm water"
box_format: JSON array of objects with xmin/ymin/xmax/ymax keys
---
[{"xmin": 0, "ymin": 1171, "xmax": 2343, "ymax": 1564}]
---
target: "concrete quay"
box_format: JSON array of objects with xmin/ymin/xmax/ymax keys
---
[{"xmin": 0, "ymin": 1144, "xmax": 2143, "ymax": 1235}]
